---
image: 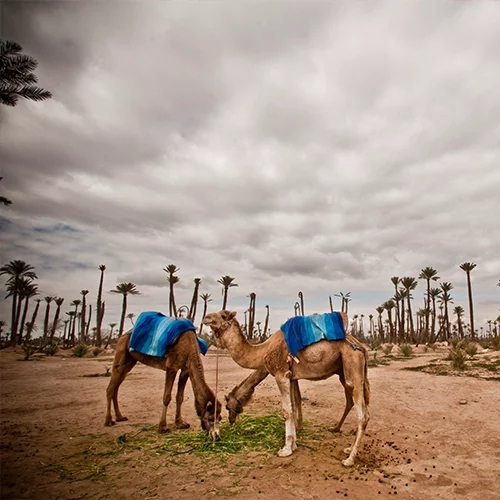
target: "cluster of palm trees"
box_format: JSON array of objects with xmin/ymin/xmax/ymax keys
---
[
  {"xmin": 1, "ymin": 258, "xmax": 498, "ymax": 349},
  {"xmin": 0, "ymin": 260, "xmax": 242, "ymax": 349},
  {"xmin": 354, "ymin": 263, "xmax": 498, "ymax": 344}
]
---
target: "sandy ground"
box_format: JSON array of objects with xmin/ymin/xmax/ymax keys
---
[{"xmin": 1, "ymin": 346, "xmax": 500, "ymax": 500}]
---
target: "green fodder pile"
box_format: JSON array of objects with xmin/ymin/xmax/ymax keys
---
[{"xmin": 159, "ymin": 413, "xmax": 286, "ymax": 455}]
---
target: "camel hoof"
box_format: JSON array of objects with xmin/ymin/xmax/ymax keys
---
[
  {"xmin": 278, "ymin": 447, "xmax": 293, "ymax": 457},
  {"xmin": 104, "ymin": 420, "xmax": 115, "ymax": 427},
  {"xmin": 175, "ymin": 421, "xmax": 190, "ymax": 430},
  {"xmin": 116, "ymin": 416, "xmax": 128, "ymax": 422},
  {"xmin": 330, "ymin": 426, "xmax": 341, "ymax": 433},
  {"xmin": 158, "ymin": 425, "xmax": 171, "ymax": 434},
  {"xmin": 343, "ymin": 447, "xmax": 352, "ymax": 454},
  {"xmin": 342, "ymin": 457, "xmax": 354, "ymax": 467}
]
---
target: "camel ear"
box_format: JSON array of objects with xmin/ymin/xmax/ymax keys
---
[
  {"xmin": 221, "ymin": 310, "xmax": 236, "ymax": 320},
  {"xmin": 206, "ymin": 400, "xmax": 213, "ymax": 409}
]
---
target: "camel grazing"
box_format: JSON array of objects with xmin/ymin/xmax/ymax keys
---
[
  {"xmin": 224, "ymin": 368, "xmax": 306, "ymax": 428},
  {"xmin": 225, "ymin": 333, "xmax": 366, "ymax": 435},
  {"xmin": 203, "ymin": 310, "xmax": 370, "ymax": 466},
  {"xmin": 105, "ymin": 330, "xmax": 222, "ymax": 440}
]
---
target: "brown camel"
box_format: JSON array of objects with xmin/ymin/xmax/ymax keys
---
[
  {"xmin": 225, "ymin": 368, "xmax": 306, "ymax": 428},
  {"xmin": 225, "ymin": 332, "xmax": 365, "ymax": 434},
  {"xmin": 203, "ymin": 310, "xmax": 370, "ymax": 466},
  {"xmin": 105, "ymin": 330, "xmax": 222, "ymax": 440}
]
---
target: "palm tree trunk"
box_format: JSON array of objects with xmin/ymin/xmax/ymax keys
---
[
  {"xmin": 49, "ymin": 306, "xmax": 62, "ymax": 343},
  {"xmin": 25, "ymin": 301, "xmax": 40, "ymax": 343},
  {"xmin": 119, "ymin": 294, "xmax": 127, "ymax": 336},
  {"xmin": 263, "ymin": 305, "xmax": 270, "ymax": 338},
  {"xmin": 466, "ymin": 271, "xmax": 475, "ymax": 338},
  {"xmin": 96, "ymin": 269, "xmax": 105, "ymax": 347},
  {"xmin": 80, "ymin": 297, "xmax": 86, "ymax": 343},
  {"xmin": 42, "ymin": 303, "xmax": 51, "ymax": 345},
  {"xmin": 425, "ymin": 279, "xmax": 430, "ymax": 338},
  {"xmin": 10, "ymin": 292, "xmax": 18, "ymax": 346},
  {"xmin": 407, "ymin": 295, "xmax": 415, "ymax": 340},
  {"xmin": 222, "ymin": 287, "xmax": 228, "ymax": 310},
  {"xmin": 86, "ymin": 305, "xmax": 92, "ymax": 340},
  {"xmin": 17, "ymin": 297, "xmax": 30, "ymax": 344}
]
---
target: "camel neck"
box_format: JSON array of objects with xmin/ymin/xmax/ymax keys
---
[
  {"xmin": 222, "ymin": 321, "xmax": 270, "ymax": 370},
  {"xmin": 186, "ymin": 342, "xmax": 216, "ymax": 416}
]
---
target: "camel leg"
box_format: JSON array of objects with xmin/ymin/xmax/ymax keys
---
[
  {"xmin": 174, "ymin": 367, "xmax": 191, "ymax": 429},
  {"xmin": 158, "ymin": 368, "xmax": 178, "ymax": 433},
  {"xmin": 276, "ymin": 375, "xmax": 297, "ymax": 457},
  {"xmin": 341, "ymin": 364, "xmax": 369, "ymax": 467},
  {"xmin": 331, "ymin": 372, "xmax": 354, "ymax": 433},
  {"xmin": 291, "ymin": 380, "xmax": 303, "ymax": 431},
  {"xmin": 105, "ymin": 350, "xmax": 137, "ymax": 426}
]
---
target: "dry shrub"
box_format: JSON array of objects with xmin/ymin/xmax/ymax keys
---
[
  {"xmin": 399, "ymin": 343, "xmax": 413, "ymax": 357},
  {"xmin": 450, "ymin": 347, "xmax": 467, "ymax": 371},
  {"xmin": 382, "ymin": 344, "xmax": 394, "ymax": 355}
]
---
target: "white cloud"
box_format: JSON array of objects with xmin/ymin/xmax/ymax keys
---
[{"xmin": 1, "ymin": 1, "xmax": 499, "ymax": 334}]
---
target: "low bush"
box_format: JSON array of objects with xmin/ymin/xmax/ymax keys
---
[
  {"xmin": 399, "ymin": 343, "xmax": 413, "ymax": 358},
  {"xmin": 73, "ymin": 344, "xmax": 89, "ymax": 358},
  {"xmin": 44, "ymin": 344, "xmax": 58, "ymax": 356},
  {"xmin": 450, "ymin": 347, "xmax": 467, "ymax": 371},
  {"xmin": 382, "ymin": 344, "xmax": 394, "ymax": 355}
]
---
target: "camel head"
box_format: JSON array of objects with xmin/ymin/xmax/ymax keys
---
[
  {"xmin": 224, "ymin": 393, "xmax": 244, "ymax": 425},
  {"xmin": 200, "ymin": 399, "xmax": 222, "ymax": 441},
  {"xmin": 202, "ymin": 310, "xmax": 237, "ymax": 348}
]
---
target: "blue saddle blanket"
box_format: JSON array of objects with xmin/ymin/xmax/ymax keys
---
[
  {"xmin": 281, "ymin": 312, "xmax": 346, "ymax": 357},
  {"xmin": 129, "ymin": 311, "xmax": 208, "ymax": 357}
]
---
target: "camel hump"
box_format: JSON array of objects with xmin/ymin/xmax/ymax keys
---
[
  {"xmin": 281, "ymin": 312, "xmax": 346, "ymax": 358},
  {"xmin": 129, "ymin": 311, "xmax": 201, "ymax": 357}
]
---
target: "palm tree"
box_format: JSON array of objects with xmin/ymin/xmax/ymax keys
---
[
  {"xmin": 418, "ymin": 267, "xmax": 440, "ymax": 338},
  {"xmin": 80, "ymin": 290, "xmax": 89, "ymax": 343},
  {"xmin": 70, "ymin": 299, "xmax": 81, "ymax": 346},
  {"xmin": 217, "ymin": 275, "xmax": 238, "ymax": 309},
  {"xmin": 375, "ymin": 306, "xmax": 385, "ymax": 340},
  {"xmin": 0, "ymin": 40, "xmax": 52, "ymax": 106},
  {"xmin": 25, "ymin": 298, "xmax": 41, "ymax": 342},
  {"xmin": 199, "ymin": 293, "xmax": 212, "ymax": 336},
  {"xmin": 383, "ymin": 300, "xmax": 396, "ymax": 342},
  {"xmin": 95, "ymin": 264, "xmax": 106, "ymax": 348},
  {"xmin": 0, "ymin": 260, "xmax": 37, "ymax": 345},
  {"xmin": 334, "ymin": 292, "xmax": 351, "ymax": 313},
  {"xmin": 247, "ymin": 292, "xmax": 256, "ymax": 340},
  {"xmin": 390, "ymin": 277, "xmax": 401, "ymax": 334},
  {"xmin": 42, "ymin": 296, "xmax": 55, "ymax": 345},
  {"xmin": 188, "ymin": 278, "xmax": 201, "ymax": 322},
  {"xmin": 298, "ymin": 291, "xmax": 304, "ymax": 315},
  {"xmin": 49, "ymin": 297, "xmax": 65, "ymax": 343},
  {"xmin": 400, "ymin": 277, "xmax": 418, "ymax": 339},
  {"xmin": 65, "ymin": 311, "xmax": 75, "ymax": 347},
  {"xmin": 126, "ymin": 313, "xmax": 135, "ymax": 326},
  {"xmin": 163, "ymin": 265, "xmax": 180, "ymax": 317},
  {"xmin": 428, "ymin": 287, "xmax": 441, "ymax": 340},
  {"xmin": 104, "ymin": 323, "xmax": 117, "ymax": 349},
  {"xmin": 110, "ymin": 283, "xmax": 140, "ymax": 336},
  {"xmin": 460, "ymin": 262, "xmax": 477, "ymax": 339},
  {"xmin": 263, "ymin": 305, "xmax": 270, "ymax": 338},
  {"xmin": 368, "ymin": 314, "xmax": 374, "ymax": 336},
  {"xmin": 15, "ymin": 278, "xmax": 38, "ymax": 344},
  {"xmin": 438, "ymin": 282, "xmax": 453, "ymax": 341}
]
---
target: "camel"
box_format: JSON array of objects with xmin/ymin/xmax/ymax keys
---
[
  {"xmin": 105, "ymin": 329, "xmax": 222, "ymax": 440},
  {"xmin": 225, "ymin": 332, "xmax": 365, "ymax": 434},
  {"xmin": 225, "ymin": 368, "xmax": 306, "ymax": 428},
  {"xmin": 203, "ymin": 310, "xmax": 370, "ymax": 466}
]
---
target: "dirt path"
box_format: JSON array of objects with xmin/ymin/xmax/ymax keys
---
[{"xmin": 1, "ymin": 348, "xmax": 499, "ymax": 500}]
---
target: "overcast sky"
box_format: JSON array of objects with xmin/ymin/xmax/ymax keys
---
[{"xmin": 1, "ymin": 1, "xmax": 499, "ymax": 336}]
